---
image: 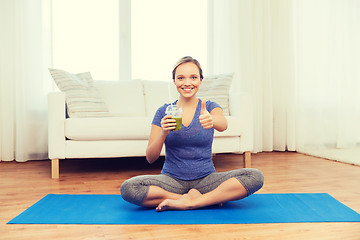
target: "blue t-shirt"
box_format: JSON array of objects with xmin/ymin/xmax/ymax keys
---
[{"xmin": 152, "ymin": 99, "xmax": 222, "ymax": 180}]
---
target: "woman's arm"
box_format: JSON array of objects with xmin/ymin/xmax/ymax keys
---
[
  {"xmin": 210, "ymin": 107, "xmax": 228, "ymax": 132},
  {"xmin": 146, "ymin": 115, "xmax": 176, "ymax": 164}
]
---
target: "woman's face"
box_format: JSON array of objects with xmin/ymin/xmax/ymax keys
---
[{"xmin": 174, "ymin": 62, "xmax": 202, "ymax": 99}]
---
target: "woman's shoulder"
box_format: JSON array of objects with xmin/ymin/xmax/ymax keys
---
[
  {"xmin": 154, "ymin": 104, "xmax": 167, "ymax": 117},
  {"xmin": 157, "ymin": 103, "xmax": 169, "ymax": 111},
  {"xmin": 154, "ymin": 102, "xmax": 175, "ymax": 116},
  {"xmin": 204, "ymin": 99, "xmax": 222, "ymax": 111},
  {"xmin": 152, "ymin": 103, "xmax": 171, "ymax": 125}
]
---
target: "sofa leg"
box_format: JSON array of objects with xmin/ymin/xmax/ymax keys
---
[
  {"xmin": 244, "ymin": 151, "xmax": 251, "ymax": 168},
  {"xmin": 51, "ymin": 159, "xmax": 59, "ymax": 179}
]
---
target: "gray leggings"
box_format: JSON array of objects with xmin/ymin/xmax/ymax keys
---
[{"xmin": 120, "ymin": 168, "xmax": 264, "ymax": 206}]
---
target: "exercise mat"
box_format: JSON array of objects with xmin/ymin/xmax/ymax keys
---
[{"xmin": 8, "ymin": 193, "xmax": 360, "ymax": 224}]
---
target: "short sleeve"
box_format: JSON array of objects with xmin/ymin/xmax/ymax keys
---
[
  {"xmin": 152, "ymin": 104, "xmax": 167, "ymax": 127},
  {"xmin": 206, "ymin": 100, "xmax": 222, "ymax": 113}
]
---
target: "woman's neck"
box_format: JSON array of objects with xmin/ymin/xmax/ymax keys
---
[{"xmin": 177, "ymin": 96, "xmax": 198, "ymax": 108}]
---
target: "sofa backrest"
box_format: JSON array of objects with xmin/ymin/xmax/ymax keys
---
[
  {"xmin": 94, "ymin": 80, "xmax": 146, "ymax": 117},
  {"xmin": 94, "ymin": 80, "xmax": 179, "ymax": 117},
  {"xmin": 94, "ymin": 78, "xmax": 236, "ymax": 118},
  {"xmin": 142, "ymin": 80, "xmax": 179, "ymax": 117}
]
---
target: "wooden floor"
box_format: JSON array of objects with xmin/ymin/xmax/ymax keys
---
[{"xmin": 1, "ymin": 152, "xmax": 359, "ymax": 240}]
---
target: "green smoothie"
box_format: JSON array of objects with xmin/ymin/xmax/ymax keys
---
[{"xmin": 172, "ymin": 117, "xmax": 182, "ymax": 131}]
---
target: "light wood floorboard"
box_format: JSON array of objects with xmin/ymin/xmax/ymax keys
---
[{"xmin": 1, "ymin": 152, "xmax": 359, "ymax": 240}]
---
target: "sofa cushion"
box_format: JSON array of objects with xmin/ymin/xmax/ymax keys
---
[
  {"xmin": 142, "ymin": 80, "xmax": 179, "ymax": 117},
  {"xmin": 49, "ymin": 68, "xmax": 110, "ymax": 118},
  {"xmin": 65, "ymin": 117, "xmax": 153, "ymax": 140},
  {"xmin": 94, "ymin": 80, "xmax": 146, "ymax": 117},
  {"xmin": 65, "ymin": 116, "xmax": 241, "ymax": 141},
  {"xmin": 197, "ymin": 73, "xmax": 233, "ymax": 116},
  {"xmin": 214, "ymin": 116, "xmax": 242, "ymax": 137}
]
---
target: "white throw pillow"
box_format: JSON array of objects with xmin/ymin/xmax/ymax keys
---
[
  {"xmin": 49, "ymin": 68, "xmax": 110, "ymax": 118},
  {"xmin": 197, "ymin": 73, "xmax": 233, "ymax": 116}
]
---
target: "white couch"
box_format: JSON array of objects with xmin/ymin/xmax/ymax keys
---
[{"xmin": 48, "ymin": 79, "xmax": 253, "ymax": 179}]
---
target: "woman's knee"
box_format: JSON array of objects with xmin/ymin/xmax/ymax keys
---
[
  {"xmin": 235, "ymin": 168, "xmax": 264, "ymax": 196},
  {"xmin": 120, "ymin": 177, "xmax": 149, "ymax": 206},
  {"xmin": 251, "ymin": 168, "xmax": 264, "ymax": 191}
]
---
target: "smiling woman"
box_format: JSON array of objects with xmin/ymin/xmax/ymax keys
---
[{"xmin": 120, "ymin": 56, "xmax": 264, "ymax": 211}]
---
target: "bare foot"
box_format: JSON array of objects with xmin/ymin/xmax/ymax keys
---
[
  {"xmin": 187, "ymin": 188, "xmax": 202, "ymax": 198},
  {"xmin": 188, "ymin": 189, "xmax": 223, "ymax": 207},
  {"xmin": 156, "ymin": 189, "xmax": 202, "ymax": 212},
  {"xmin": 156, "ymin": 199, "xmax": 188, "ymax": 212},
  {"xmin": 155, "ymin": 189, "xmax": 223, "ymax": 211}
]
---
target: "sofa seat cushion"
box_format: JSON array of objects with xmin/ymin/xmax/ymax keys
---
[
  {"xmin": 65, "ymin": 117, "xmax": 153, "ymax": 140},
  {"xmin": 214, "ymin": 116, "xmax": 242, "ymax": 137},
  {"xmin": 65, "ymin": 116, "xmax": 242, "ymax": 141}
]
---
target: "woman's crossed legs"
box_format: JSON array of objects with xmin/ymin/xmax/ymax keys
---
[{"xmin": 120, "ymin": 168, "xmax": 264, "ymax": 211}]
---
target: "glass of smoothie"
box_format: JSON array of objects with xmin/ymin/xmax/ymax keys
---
[{"xmin": 165, "ymin": 104, "xmax": 183, "ymax": 131}]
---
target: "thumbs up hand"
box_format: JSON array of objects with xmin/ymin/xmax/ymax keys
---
[{"xmin": 199, "ymin": 99, "xmax": 214, "ymax": 129}]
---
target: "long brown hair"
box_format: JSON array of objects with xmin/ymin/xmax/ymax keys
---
[{"xmin": 172, "ymin": 56, "xmax": 204, "ymax": 80}]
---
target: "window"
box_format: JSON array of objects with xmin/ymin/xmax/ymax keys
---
[
  {"xmin": 131, "ymin": 0, "xmax": 207, "ymax": 81},
  {"xmin": 52, "ymin": 0, "xmax": 207, "ymax": 81},
  {"xmin": 52, "ymin": 0, "xmax": 119, "ymax": 80}
]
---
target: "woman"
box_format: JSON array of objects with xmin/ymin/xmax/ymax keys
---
[{"xmin": 121, "ymin": 56, "xmax": 264, "ymax": 212}]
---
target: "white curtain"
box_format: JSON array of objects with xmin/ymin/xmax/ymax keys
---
[
  {"xmin": 0, "ymin": 0, "xmax": 52, "ymax": 162},
  {"xmin": 208, "ymin": 0, "xmax": 360, "ymax": 153},
  {"xmin": 294, "ymin": 0, "xmax": 360, "ymax": 151}
]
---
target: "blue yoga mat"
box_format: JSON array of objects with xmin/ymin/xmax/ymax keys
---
[{"xmin": 8, "ymin": 193, "xmax": 360, "ymax": 224}]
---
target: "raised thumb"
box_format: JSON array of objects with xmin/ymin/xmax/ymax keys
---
[{"xmin": 201, "ymin": 99, "xmax": 207, "ymax": 113}]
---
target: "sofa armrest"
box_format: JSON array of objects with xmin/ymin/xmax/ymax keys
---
[
  {"xmin": 229, "ymin": 92, "xmax": 254, "ymax": 152},
  {"xmin": 48, "ymin": 92, "xmax": 66, "ymax": 159}
]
